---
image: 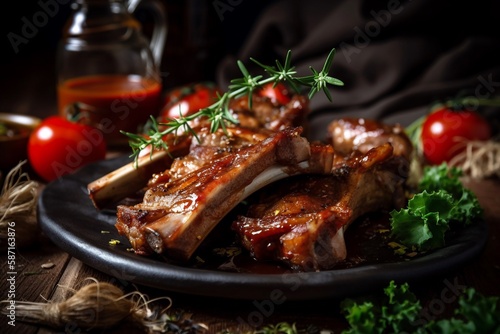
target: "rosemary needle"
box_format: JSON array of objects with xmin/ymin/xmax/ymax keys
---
[{"xmin": 122, "ymin": 48, "xmax": 344, "ymax": 165}]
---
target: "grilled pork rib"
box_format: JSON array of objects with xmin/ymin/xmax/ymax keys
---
[
  {"xmin": 98, "ymin": 104, "xmax": 411, "ymax": 271},
  {"xmin": 146, "ymin": 127, "xmax": 272, "ymax": 188},
  {"xmin": 230, "ymin": 94, "xmax": 310, "ymax": 134},
  {"xmin": 233, "ymin": 143, "xmax": 408, "ymax": 271},
  {"xmin": 88, "ymin": 91, "xmax": 310, "ymax": 209},
  {"xmin": 328, "ymin": 117, "xmax": 413, "ymax": 159},
  {"xmin": 115, "ymin": 127, "xmax": 334, "ymax": 260}
]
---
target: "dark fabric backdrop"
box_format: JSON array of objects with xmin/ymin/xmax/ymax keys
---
[{"xmin": 216, "ymin": 0, "xmax": 500, "ymax": 141}]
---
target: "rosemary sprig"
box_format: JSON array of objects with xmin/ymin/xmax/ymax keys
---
[{"xmin": 122, "ymin": 48, "xmax": 344, "ymax": 164}]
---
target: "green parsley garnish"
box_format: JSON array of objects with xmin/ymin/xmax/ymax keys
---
[
  {"xmin": 341, "ymin": 281, "xmax": 421, "ymax": 334},
  {"xmin": 341, "ymin": 280, "xmax": 500, "ymax": 334},
  {"xmin": 390, "ymin": 163, "xmax": 483, "ymax": 251}
]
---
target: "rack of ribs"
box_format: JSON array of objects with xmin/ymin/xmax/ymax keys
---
[
  {"xmin": 115, "ymin": 127, "xmax": 335, "ymax": 260},
  {"xmin": 233, "ymin": 143, "xmax": 409, "ymax": 271},
  {"xmin": 92, "ymin": 80, "xmax": 412, "ymax": 271},
  {"xmin": 88, "ymin": 91, "xmax": 310, "ymax": 209}
]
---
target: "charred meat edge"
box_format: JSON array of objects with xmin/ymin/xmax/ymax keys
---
[
  {"xmin": 87, "ymin": 94, "xmax": 310, "ymax": 209},
  {"xmin": 115, "ymin": 127, "xmax": 335, "ymax": 261},
  {"xmin": 233, "ymin": 143, "xmax": 408, "ymax": 271}
]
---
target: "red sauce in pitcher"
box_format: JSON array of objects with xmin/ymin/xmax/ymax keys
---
[{"xmin": 58, "ymin": 74, "xmax": 162, "ymax": 147}]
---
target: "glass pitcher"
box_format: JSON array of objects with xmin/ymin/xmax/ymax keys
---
[{"xmin": 57, "ymin": 0, "xmax": 167, "ymax": 147}]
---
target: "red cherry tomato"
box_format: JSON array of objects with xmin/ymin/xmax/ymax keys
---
[
  {"xmin": 421, "ymin": 108, "xmax": 491, "ymax": 165},
  {"xmin": 258, "ymin": 82, "xmax": 291, "ymax": 105},
  {"xmin": 28, "ymin": 116, "xmax": 107, "ymax": 181},
  {"xmin": 159, "ymin": 82, "xmax": 222, "ymax": 121}
]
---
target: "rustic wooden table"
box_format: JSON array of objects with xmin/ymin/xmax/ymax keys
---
[
  {"xmin": 3, "ymin": 1, "xmax": 499, "ymax": 332},
  {"xmin": 1, "ymin": 172, "xmax": 499, "ymax": 333}
]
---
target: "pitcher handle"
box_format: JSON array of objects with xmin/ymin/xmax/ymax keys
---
[{"xmin": 128, "ymin": 0, "xmax": 168, "ymax": 67}]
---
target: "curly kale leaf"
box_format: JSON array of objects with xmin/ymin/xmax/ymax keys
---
[
  {"xmin": 341, "ymin": 281, "xmax": 421, "ymax": 334},
  {"xmin": 426, "ymin": 288, "xmax": 500, "ymax": 334},
  {"xmin": 390, "ymin": 164, "xmax": 483, "ymax": 251},
  {"xmin": 341, "ymin": 282, "xmax": 500, "ymax": 334}
]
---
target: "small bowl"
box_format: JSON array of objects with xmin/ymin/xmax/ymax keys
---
[{"xmin": 0, "ymin": 113, "xmax": 41, "ymax": 172}]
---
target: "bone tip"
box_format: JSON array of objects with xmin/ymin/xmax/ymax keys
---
[{"xmin": 145, "ymin": 228, "xmax": 164, "ymax": 254}]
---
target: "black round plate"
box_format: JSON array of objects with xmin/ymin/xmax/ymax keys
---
[{"xmin": 38, "ymin": 156, "xmax": 488, "ymax": 300}]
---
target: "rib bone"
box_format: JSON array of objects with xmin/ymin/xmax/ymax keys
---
[
  {"xmin": 233, "ymin": 143, "xmax": 408, "ymax": 271},
  {"xmin": 87, "ymin": 136, "xmax": 191, "ymax": 209},
  {"xmin": 115, "ymin": 127, "xmax": 333, "ymax": 260}
]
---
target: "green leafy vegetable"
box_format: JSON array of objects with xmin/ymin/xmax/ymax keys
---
[
  {"xmin": 341, "ymin": 281, "xmax": 500, "ymax": 334},
  {"xmin": 390, "ymin": 163, "xmax": 483, "ymax": 251},
  {"xmin": 426, "ymin": 288, "xmax": 500, "ymax": 334},
  {"xmin": 418, "ymin": 163, "xmax": 464, "ymax": 195},
  {"xmin": 341, "ymin": 281, "xmax": 421, "ymax": 334},
  {"xmin": 219, "ymin": 281, "xmax": 499, "ymax": 334},
  {"xmin": 391, "ymin": 191, "xmax": 455, "ymax": 250}
]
